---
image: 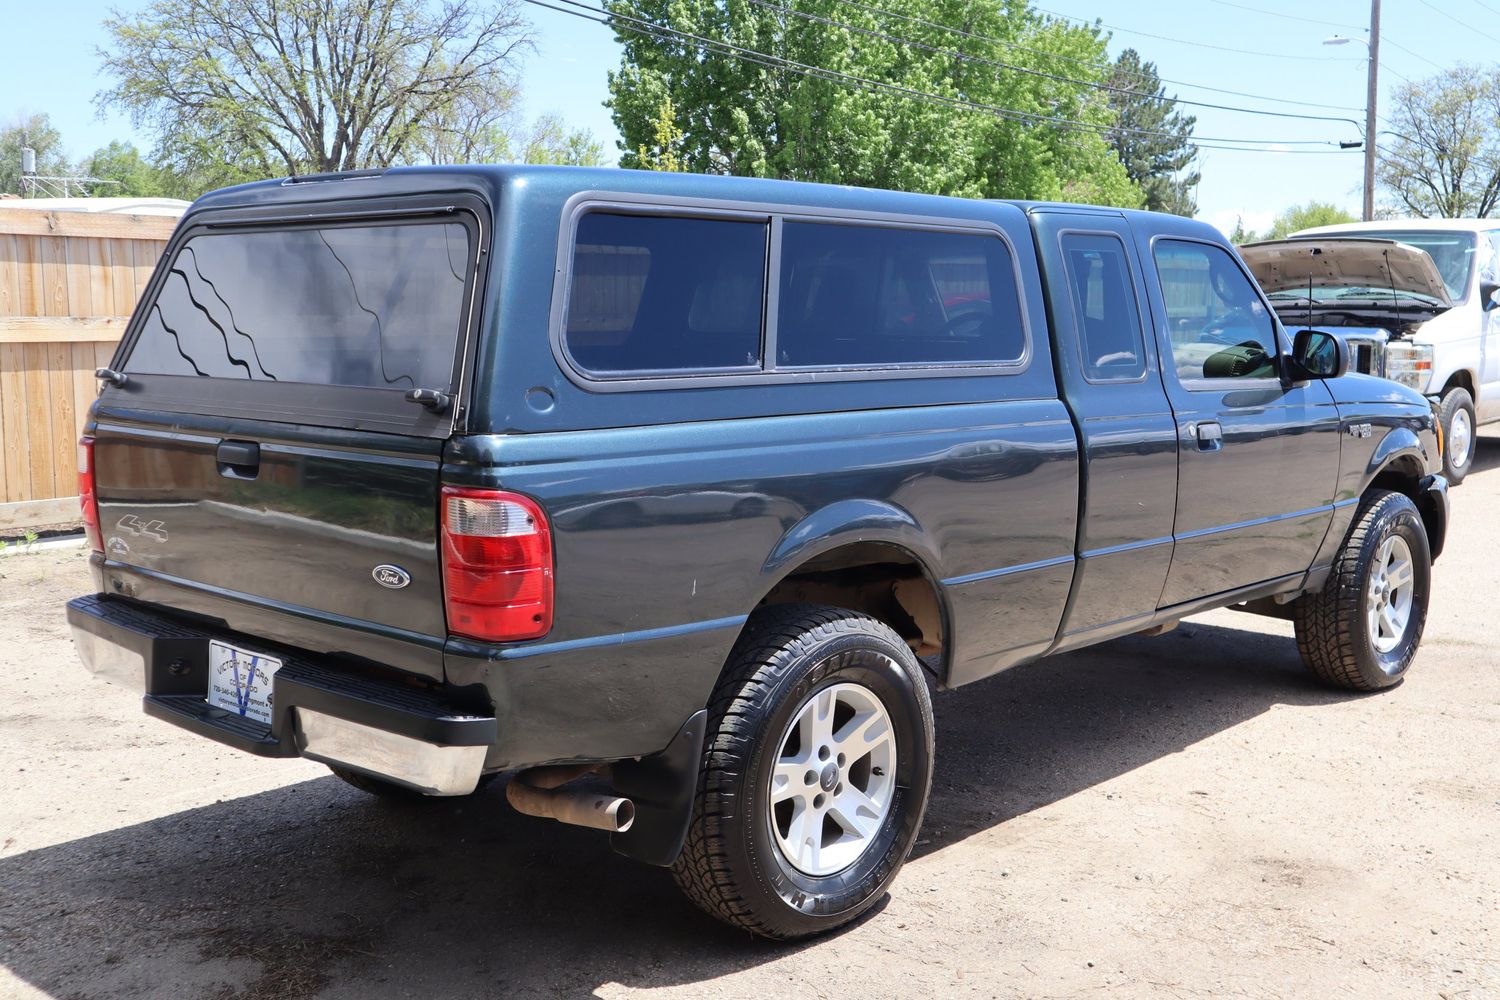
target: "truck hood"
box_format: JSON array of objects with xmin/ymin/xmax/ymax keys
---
[{"xmin": 1239, "ymin": 237, "xmax": 1452, "ymax": 306}]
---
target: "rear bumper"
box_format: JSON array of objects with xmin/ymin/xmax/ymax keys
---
[{"xmin": 67, "ymin": 594, "xmax": 496, "ymax": 795}]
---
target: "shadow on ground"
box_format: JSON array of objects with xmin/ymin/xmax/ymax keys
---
[
  {"xmin": 0, "ymin": 619, "xmax": 1355, "ymax": 1000},
  {"xmin": 1467, "ymin": 433, "xmax": 1500, "ymax": 476}
]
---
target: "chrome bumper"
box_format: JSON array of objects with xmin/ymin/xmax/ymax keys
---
[
  {"xmin": 66, "ymin": 594, "xmax": 497, "ymax": 796},
  {"xmin": 293, "ymin": 708, "xmax": 486, "ymax": 796}
]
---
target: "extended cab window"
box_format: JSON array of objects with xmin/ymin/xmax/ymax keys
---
[
  {"xmin": 1153, "ymin": 240, "xmax": 1278, "ymax": 382},
  {"xmin": 776, "ymin": 222, "xmax": 1025, "ymax": 368},
  {"xmin": 1060, "ymin": 233, "xmax": 1146, "ymax": 380},
  {"xmin": 127, "ymin": 221, "xmax": 471, "ymax": 390},
  {"xmin": 564, "ymin": 213, "xmax": 767, "ymax": 375}
]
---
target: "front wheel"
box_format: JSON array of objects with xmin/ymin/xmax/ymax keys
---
[
  {"xmin": 1437, "ymin": 387, "xmax": 1476, "ymax": 484},
  {"xmin": 1293, "ymin": 490, "xmax": 1431, "ymax": 691},
  {"xmin": 672, "ymin": 605, "xmax": 934, "ymax": 940}
]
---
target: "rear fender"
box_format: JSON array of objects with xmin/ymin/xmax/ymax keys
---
[{"xmin": 759, "ymin": 499, "xmax": 945, "ymax": 587}]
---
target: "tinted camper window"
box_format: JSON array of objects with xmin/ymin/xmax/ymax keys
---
[
  {"xmin": 127, "ymin": 221, "xmax": 472, "ymax": 390},
  {"xmin": 564, "ymin": 213, "xmax": 768, "ymax": 375},
  {"xmin": 776, "ymin": 222, "xmax": 1025, "ymax": 368}
]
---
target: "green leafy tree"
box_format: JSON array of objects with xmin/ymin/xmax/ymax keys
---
[
  {"xmin": 98, "ymin": 0, "xmax": 534, "ymax": 179},
  {"xmin": 0, "ymin": 113, "xmax": 69, "ymax": 195},
  {"xmin": 1105, "ymin": 49, "xmax": 1198, "ymax": 216},
  {"xmin": 603, "ymin": 0, "xmax": 1140, "ymax": 205},
  {"xmin": 634, "ymin": 96, "xmax": 686, "ymax": 172},
  {"xmin": 1378, "ymin": 65, "xmax": 1500, "ymax": 218},
  {"xmin": 519, "ymin": 113, "xmax": 608, "ymax": 166},
  {"xmin": 1264, "ymin": 200, "xmax": 1358, "ymax": 239}
]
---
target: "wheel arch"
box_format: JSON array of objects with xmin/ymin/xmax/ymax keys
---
[
  {"xmin": 1438, "ymin": 368, "xmax": 1476, "ymax": 398},
  {"xmin": 1365, "ymin": 451, "xmax": 1445, "ymax": 561},
  {"xmin": 753, "ymin": 500, "xmax": 952, "ymax": 684}
]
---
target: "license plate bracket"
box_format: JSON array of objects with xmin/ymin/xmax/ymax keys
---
[{"xmin": 206, "ymin": 640, "xmax": 282, "ymax": 727}]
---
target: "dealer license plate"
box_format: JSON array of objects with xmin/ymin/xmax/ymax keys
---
[{"xmin": 206, "ymin": 640, "xmax": 282, "ymax": 726}]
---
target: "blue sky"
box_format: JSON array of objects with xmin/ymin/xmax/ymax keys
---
[{"xmin": 3, "ymin": 1, "xmax": 1495, "ymax": 235}]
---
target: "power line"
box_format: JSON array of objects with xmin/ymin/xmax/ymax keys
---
[
  {"xmin": 745, "ymin": 0, "xmax": 1362, "ymax": 129},
  {"xmin": 526, "ymin": 0, "xmax": 1354, "ymax": 155},
  {"xmin": 1032, "ymin": 5, "xmax": 1369, "ymax": 62},
  {"xmin": 1202, "ymin": 0, "xmax": 1366, "ymax": 31},
  {"xmin": 1413, "ymin": 0, "xmax": 1500, "ymax": 47},
  {"xmin": 828, "ymin": 0, "xmax": 1366, "ymax": 112}
]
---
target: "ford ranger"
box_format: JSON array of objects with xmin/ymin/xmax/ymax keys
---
[{"xmin": 68, "ymin": 166, "xmax": 1448, "ymax": 939}]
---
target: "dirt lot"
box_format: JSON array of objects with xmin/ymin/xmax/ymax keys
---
[{"xmin": 2, "ymin": 438, "xmax": 1498, "ymax": 1000}]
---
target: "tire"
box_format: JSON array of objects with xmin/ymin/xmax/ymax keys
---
[
  {"xmin": 1293, "ymin": 490, "xmax": 1431, "ymax": 691},
  {"xmin": 329, "ymin": 766, "xmax": 494, "ymax": 800},
  {"xmin": 672, "ymin": 604, "xmax": 935, "ymax": 940},
  {"xmin": 1437, "ymin": 387, "xmax": 1476, "ymax": 485}
]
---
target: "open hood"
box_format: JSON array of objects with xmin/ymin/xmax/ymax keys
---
[{"xmin": 1239, "ymin": 237, "xmax": 1452, "ymax": 306}]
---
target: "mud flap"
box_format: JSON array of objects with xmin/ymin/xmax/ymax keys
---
[{"xmin": 609, "ymin": 710, "xmax": 707, "ymax": 867}]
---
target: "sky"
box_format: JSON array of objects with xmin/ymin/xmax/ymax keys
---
[{"xmin": 3, "ymin": 0, "xmax": 1496, "ymax": 238}]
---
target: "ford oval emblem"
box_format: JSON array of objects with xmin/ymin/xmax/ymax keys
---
[{"xmin": 372, "ymin": 564, "xmax": 411, "ymax": 590}]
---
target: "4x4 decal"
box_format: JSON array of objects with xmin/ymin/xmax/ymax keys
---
[{"xmin": 116, "ymin": 514, "xmax": 168, "ymax": 542}]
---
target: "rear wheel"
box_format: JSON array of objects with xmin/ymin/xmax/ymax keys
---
[
  {"xmin": 1293, "ymin": 490, "xmax": 1431, "ymax": 691},
  {"xmin": 1437, "ymin": 387, "xmax": 1476, "ymax": 484},
  {"xmin": 672, "ymin": 604, "xmax": 934, "ymax": 940}
]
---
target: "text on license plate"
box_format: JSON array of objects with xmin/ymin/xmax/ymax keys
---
[{"xmin": 206, "ymin": 640, "xmax": 283, "ymax": 726}]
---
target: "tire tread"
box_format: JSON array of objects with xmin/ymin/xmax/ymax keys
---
[{"xmin": 671, "ymin": 604, "xmax": 925, "ymax": 937}]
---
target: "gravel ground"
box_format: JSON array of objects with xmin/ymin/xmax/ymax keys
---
[{"xmin": 2, "ymin": 435, "xmax": 1497, "ymax": 1000}]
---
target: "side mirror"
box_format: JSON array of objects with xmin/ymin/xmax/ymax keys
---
[
  {"xmin": 1480, "ymin": 280, "xmax": 1500, "ymax": 312},
  {"xmin": 1289, "ymin": 329, "xmax": 1348, "ymax": 380}
]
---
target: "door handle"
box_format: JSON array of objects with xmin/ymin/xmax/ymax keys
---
[
  {"xmin": 1194, "ymin": 421, "xmax": 1223, "ymax": 452},
  {"xmin": 216, "ymin": 440, "xmax": 260, "ymax": 479}
]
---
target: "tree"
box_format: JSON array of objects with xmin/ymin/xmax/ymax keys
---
[
  {"xmin": 98, "ymin": 0, "xmax": 535, "ymax": 179},
  {"xmin": 81, "ymin": 141, "xmax": 169, "ymax": 197},
  {"xmin": 1378, "ymin": 65, "xmax": 1500, "ymax": 218},
  {"xmin": 603, "ymin": 0, "xmax": 1141, "ymax": 205},
  {"xmin": 1105, "ymin": 49, "xmax": 1198, "ymax": 216},
  {"xmin": 1264, "ymin": 200, "xmax": 1357, "ymax": 240},
  {"xmin": 0, "ymin": 113, "xmax": 69, "ymax": 195},
  {"xmin": 517, "ymin": 114, "xmax": 608, "ymax": 166},
  {"xmin": 634, "ymin": 96, "xmax": 685, "ymax": 172}
]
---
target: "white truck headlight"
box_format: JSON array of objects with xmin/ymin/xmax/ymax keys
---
[{"xmin": 1384, "ymin": 341, "xmax": 1434, "ymax": 393}]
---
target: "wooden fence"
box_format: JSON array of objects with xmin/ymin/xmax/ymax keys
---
[{"xmin": 0, "ymin": 207, "xmax": 179, "ymax": 531}]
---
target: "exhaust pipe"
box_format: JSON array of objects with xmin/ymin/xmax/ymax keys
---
[{"xmin": 505, "ymin": 764, "xmax": 635, "ymax": 833}]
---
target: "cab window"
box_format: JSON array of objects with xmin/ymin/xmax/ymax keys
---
[
  {"xmin": 1060, "ymin": 233, "xmax": 1146, "ymax": 380},
  {"xmin": 1153, "ymin": 240, "xmax": 1278, "ymax": 382}
]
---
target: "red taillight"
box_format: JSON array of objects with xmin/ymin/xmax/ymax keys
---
[
  {"xmin": 440, "ymin": 486, "xmax": 553, "ymax": 642},
  {"xmin": 78, "ymin": 436, "xmax": 102, "ymax": 553}
]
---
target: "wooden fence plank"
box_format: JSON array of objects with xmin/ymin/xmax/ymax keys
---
[
  {"xmin": 65, "ymin": 236, "xmax": 92, "ymax": 322},
  {"xmin": 71, "ymin": 344, "xmax": 98, "ymax": 446},
  {"xmin": 15, "ymin": 237, "xmax": 41, "ymax": 316},
  {"xmin": 0, "ymin": 316, "xmax": 131, "ymax": 343},
  {"xmin": 47, "ymin": 341, "xmax": 77, "ymax": 496},
  {"xmin": 0, "ymin": 344, "xmax": 28, "ymax": 502},
  {"xmin": 0, "ymin": 234, "xmax": 18, "ymax": 316},
  {"xmin": 0, "ymin": 496, "xmax": 82, "ymax": 532},
  {"xmin": 23, "ymin": 344, "xmax": 54, "ymax": 502},
  {"xmin": 0, "ymin": 208, "xmax": 180, "ymax": 241},
  {"xmin": 108, "ymin": 239, "xmax": 135, "ymax": 316},
  {"xmin": 38, "ymin": 236, "xmax": 71, "ymax": 316}
]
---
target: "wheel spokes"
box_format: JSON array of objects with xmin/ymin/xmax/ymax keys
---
[
  {"xmin": 771, "ymin": 758, "xmax": 809, "ymax": 803},
  {"xmin": 769, "ymin": 680, "xmax": 899, "ymax": 877}
]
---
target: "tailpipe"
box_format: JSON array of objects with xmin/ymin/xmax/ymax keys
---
[{"xmin": 505, "ymin": 764, "xmax": 635, "ymax": 833}]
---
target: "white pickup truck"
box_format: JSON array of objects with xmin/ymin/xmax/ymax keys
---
[{"xmin": 1241, "ymin": 219, "xmax": 1500, "ymax": 484}]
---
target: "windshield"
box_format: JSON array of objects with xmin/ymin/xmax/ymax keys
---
[{"xmin": 1341, "ymin": 230, "xmax": 1476, "ymax": 301}]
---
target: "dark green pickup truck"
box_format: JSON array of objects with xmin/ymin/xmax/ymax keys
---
[{"xmin": 68, "ymin": 166, "xmax": 1447, "ymax": 939}]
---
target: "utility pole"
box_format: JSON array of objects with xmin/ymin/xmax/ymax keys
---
[{"xmin": 1364, "ymin": 0, "xmax": 1381, "ymax": 221}]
